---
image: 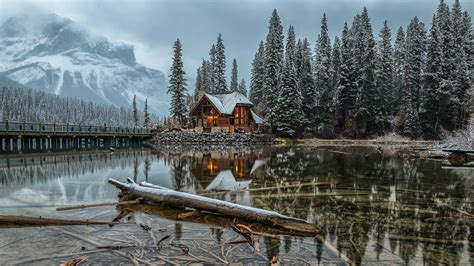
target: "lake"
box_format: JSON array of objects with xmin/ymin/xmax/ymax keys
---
[{"xmin": 0, "ymin": 145, "xmax": 472, "ymax": 265}]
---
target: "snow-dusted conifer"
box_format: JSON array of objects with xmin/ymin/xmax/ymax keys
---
[
  {"xmin": 238, "ymin": 79, "xmax": 247, "ymax": 96},
  {"xmin": 249, "ymin": 41, "xmax": 265, "ymax": 107},
  {"xmin": 275, "ymin": 61, "xmax": 303, "ymax": 137},
  {"xmin": 167, "ymin": 39, "xmax": 188, "ymax": 124},
  {"xmin": 393, "ymin": 26, "xmax": 406, "ymax": 115},
  {"xmin": 263, "ymin": 9, "xmax": 284, "ymax": 123},
  {"xmin": 376, "ymin": 20, "xmax": 393, "ymax": 130},
  {"xmin": 143, "ymin": 98, "xmax": 150, "ymax": 127},
  {"xmin": 132, "ymin": 94, "xmax": 138, "ymax": 127},
  {"xmin": 214, "ymin": 33, "xmax": 227, "ymax": 93},
  {"xmin": 402, "ymin": 17, "xmax": 426, "ymax": 138},
  {"xmin": 230, "ymin": 58, "xmax": 238, "ymax": 92},
  {"xmin": 314, "ymin": 13, "xmax": 335, "ymax": 137},
  {"xmin": 420, "ymin": 15, "xmax": 443, "ymax": 138}
]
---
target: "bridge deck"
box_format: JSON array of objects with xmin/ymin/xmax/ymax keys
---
[{"xmin": 0, "ymin": 121, "xmax": 153, "ymax": 138}]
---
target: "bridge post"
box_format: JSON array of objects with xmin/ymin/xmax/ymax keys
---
[
  {"xmin": 1, "ymin": 138, "xmax": 4, "ymax": 151},
  {"xmin": 10, "ymin": 138, "xmax": 13, "ymax": 151},
  {"xmin": 17, "ymin": 136, "xmax": 21, "ymax": 151}
]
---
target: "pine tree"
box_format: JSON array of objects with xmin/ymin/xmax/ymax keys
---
[
  {"xmin": 143, "ymin": 98, "xmax": 150, "ymax": 127},
  {"xmin": 285, "ymin": 25, "xmax": 296, "ymax": 66},
  {"xmin": 200, "ymin": 59, "xmax": 213, "ymax": 93},
  {"xmin": 436, "ymin": 0, "xmax": 457, "ymax": 130},
  {"xmin": 420, "ymin": 15, "xmax": 443, "ymax": 139},
  {"xmin": 450, "ymin": 0, "xmax": 471, "ymax": 129},
  {"xmin": 354, "ymin": 8, "xmax": 380, "ymax": 136},
  {"xmin": 298, "ymin": 38, "xmax": 317, "ymax": 132},
  {"xmin": 132, "ymin": 94, "xmax": 138, "ymax": 127},
  {"xmin": 249, "ymin": 41, "xmax": 266, "ymax": 107},
  {"xmin": 214, "ymin": 33, "xmax": 227, "ymax": 93},
  {"xmin": 230, "ymin": 58, "xmax": 239, "ymax": 92},
  {"xmin": 238, "ymin": 79, "xmax": 247, "ymax": 96},
  {"xmin": 263, "ymin": 9, "xmax": 284, "ymax": 124},
  {"xmin": 314, "ymin": 13, "xmax": 335, "ymax": 137},
  {"xmin": 209, "ymin": 45, "xmax": 217, "ymax": 93},
  {"xmin": 376, "ymin": 20, "xmax": 393, "ymax": 130},
  {"xmin": 274, "ymin": 61, "xmax": 303, "ymax": 137},
  {"xmin": 167, "ymin": 38, "xmax": 188, "ymax": 124},
  {"xmin": 337, "ymin": 22, "xmax": 357, "ymax": 136},
  {"xmin": 402, "ymin": 17, "xmax": 426, "ymax": 138},
  {"xmin": 194, "ymin": 67, "xmax": 202, "ymax": 101},
  {"xmin": 331, "ymin": 36, "xmax": 342, "ymax": 94},
  {"xmin": 393, "ymin": 26, "xmax": 406, "ymax": 115}
]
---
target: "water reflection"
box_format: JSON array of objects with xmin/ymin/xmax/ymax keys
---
[{"xmin": 0, "ymin": 145, "xmax": 472, "ymax": 264}]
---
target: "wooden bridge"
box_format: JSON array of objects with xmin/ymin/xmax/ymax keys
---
[{"xmin": 0, "ymin": 120, "xmax": 154, "ymax": 151}]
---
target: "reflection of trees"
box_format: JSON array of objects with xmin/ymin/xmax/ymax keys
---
[
  {"xmin": 249, "ymin": 146, "xmax": 473, "ymax": 264},
  {"xmin": 0, "ymin": 149, "xmax": 153, "ymax": 187},
  {"xmin": 170, "ymin": 158, "xmax": 188, "ymax": 192}
]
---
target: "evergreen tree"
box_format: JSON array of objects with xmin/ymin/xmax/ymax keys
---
[
  {"xmin": 209, "ymin": 44, "xmax": 217, "ymax": 93},
  {"xmin": 420, "ymin": 15, "xmax": 443, "ymax": 138},
  {"xmin": 132, "ymin": 94, "xmax": 138, "ymax": 127},
  {"xmin": 194, "ymin": 67, "xmax": 202, "ymax": 101},
  {"xmin": 238, "ymin": 79, "xmax": 247, "ymax": 96},
  {"xmin": 200, "ymin": 59, "xmax": 213, "ymax": 93},
  {"xmin": 249, "ymin": 41, "xmax": 266, "ymax": 107},
  {"xmin": 337, "ymin": 22, "xmax": 357, "ymax": 136},
  {"xmin": 436, "ymin": 0, "xmax": 457, "ymax": 130},
  {"xmin": 285, "ymin": 25, "xmax": 296, "ymax": 66},
  {"xmin": 230, "ymin": 58, "xmax": 239, "ymax": 92},
  {"xmin": 376, "ymin": 20, "xmax": 393, "ymax": 130},
  {"xmin": 402, "ymin": 17, "xmax": 426, "ymax": 138},
  {"xmin": 214, "ymin": 33, "xmax": 227, "ymax": 93},
  {"xmin": 298, "ymin": 38, "xmax": 317, "ymax": 132},
  {"xmin": 274, "ymin": 61, "xmax": 303, "ymax": 137},
  {"xmin": 263, "ymin": 9, "xmax": 284, "ymax": 123},
  {"xmin": 167, "ymin": 38, "xmax": 188, "ymax": 124},
  {"xmin": 143, "ymin": 98, "xmax": 150, "ymax": 127},
  {"xmin": 331, "ymin": 36, "xmax": 342, "ymax": 95},
  {"xmin": 393, "ymin": 26, "xmax": 406, "ymax": 115},
  {"xmin": 451, "ymin": 0, "xmax": 471, "ymax": 129},
  {"xmin": 354, "ymin": 8, "xmax": 380, "ymax": 136},
  {"xmin": 314, "ymin": 13, "xmax": 335, "ymax": 137}
]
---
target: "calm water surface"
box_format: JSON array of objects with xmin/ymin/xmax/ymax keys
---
[{"xmin": 0, "ymin": 145, "xmax": 472, "ymax": 265}]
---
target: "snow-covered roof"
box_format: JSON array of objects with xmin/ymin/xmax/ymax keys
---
[
  {"xmin": 203, "ymin": 92, "xmax": 253, "ymax": 115},
  {"xmin": 204, "ymin": 170, "xmax": 252, "ymax": 191},
  {"xmin": 250, "ymin": 109, "xmax": 264, "ymax": 124}
]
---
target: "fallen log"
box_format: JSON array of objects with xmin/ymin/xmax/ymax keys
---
[
  {"xmin": 108, "ymin": 178, "xmax": 319, "ymax": 235},
  {"xmin": 0, "ymin": 215, "xmax": 120, "ymax": 228}
]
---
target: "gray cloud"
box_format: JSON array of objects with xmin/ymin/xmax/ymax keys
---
[{"xmin": 1, "ymin": 0, "xmax": 473, "ymax": 86}]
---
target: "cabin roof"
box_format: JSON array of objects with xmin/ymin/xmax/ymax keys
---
[
  {"xmin": 250, "ymin": 110, "xmax": 264, "ymax": 124},
  {"xmin": 191, "ymin": 91, "xmax": 253, "ymax": 115}
]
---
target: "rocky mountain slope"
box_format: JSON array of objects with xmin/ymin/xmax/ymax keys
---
[{"xmin": 0, "ymin": 13, "xmax": 169, "ymax": 116}]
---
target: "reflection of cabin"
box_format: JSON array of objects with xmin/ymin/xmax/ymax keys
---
[{"xmin": 189, "ymin": 92, "xmax": 264, "ymax": 133}]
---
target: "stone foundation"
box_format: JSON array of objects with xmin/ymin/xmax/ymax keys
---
[{"xmin": 151, "ymin": 131, "xmax": 274, "ymax": 144}]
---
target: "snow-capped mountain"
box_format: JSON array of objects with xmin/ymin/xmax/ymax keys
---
[{"xmin": 0, "ymin": 13, "xmax": 169, "ymax": 116}]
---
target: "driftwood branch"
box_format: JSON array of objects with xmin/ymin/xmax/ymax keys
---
[
  {"xmin": 108, "ymin": 178, "xmax": 319, "ymax": 235},
  {"xmin": 56, "ymin": 200, "xmax": 139, "ymax": 212},
  {"xmin": 0, "ymin": 215, "xmax": 120, "ymax": 228}
]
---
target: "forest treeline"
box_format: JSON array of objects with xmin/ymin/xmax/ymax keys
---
[
  {"xmin": 181, "ymin": 0, "xmax": 473, "ymax": 139},
  {"xmin": 0, "ymin": 86, "xmax": 157, "ymax": 127}
]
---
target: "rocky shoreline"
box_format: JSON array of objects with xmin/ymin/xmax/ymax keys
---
[{"xmin": 151, "ymin": 131, "xmax": 274, "ymax": 145}]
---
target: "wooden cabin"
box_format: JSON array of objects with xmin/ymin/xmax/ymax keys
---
[{"xmin": 189, "ymin": 92, "xmax": 264, "ymax": 133}]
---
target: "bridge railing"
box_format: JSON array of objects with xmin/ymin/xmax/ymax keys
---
[{"xmin": 0, "ymin": 121, "xmax": 153, "ymax": 135}]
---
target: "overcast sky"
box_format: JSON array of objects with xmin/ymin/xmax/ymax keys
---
[{"xmin": 1, "ymin": 0, "xmax": 473, "ymax": 84}]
